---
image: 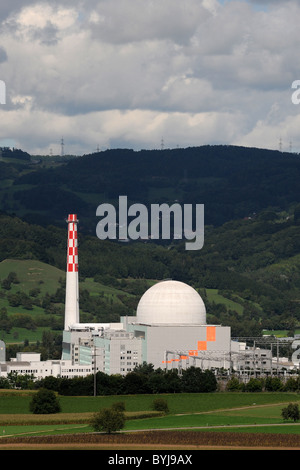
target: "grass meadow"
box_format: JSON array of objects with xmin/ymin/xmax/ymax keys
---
[{"xmin": 1, "ymin": 391, "xmax": 300, "ymax": 440}]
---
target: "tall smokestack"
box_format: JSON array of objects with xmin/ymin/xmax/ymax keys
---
[{"xmin": 64, "ymin": 214, "xmax": 79, "ymax": 330}]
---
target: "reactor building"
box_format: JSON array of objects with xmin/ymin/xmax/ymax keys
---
[{"xmin": 62, "ymin": 278, "xmax": 233, "ymax": 374}]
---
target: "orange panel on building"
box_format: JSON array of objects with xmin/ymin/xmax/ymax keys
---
[
  {"xmin": 206, "ymin": 326, "xmax": 216, "ymax": 342},
  {"xmin": 189, "ymin": 350, "xmax": 198, "ymax": 356},
  {"xmin": 197, "ymin": 341, "xmax": 207, "ymax": 351}
]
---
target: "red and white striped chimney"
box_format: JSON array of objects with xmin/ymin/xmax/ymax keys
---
[{"xmin": 64, "ymin": 214, "xmax": 79, "ymax": 330}]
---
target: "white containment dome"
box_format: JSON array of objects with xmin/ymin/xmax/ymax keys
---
[{"xmin": 136, "ymin": 280, "xmax": 206, "ymax": 325}]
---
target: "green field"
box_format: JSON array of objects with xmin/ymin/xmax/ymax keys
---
[
  {"xmin": 2, "ymin": 391, "xmax": 299, "ymax": 414},
  {"xmin": 1, "ymin": 392, "xmax": 300, "ymax": 439}
]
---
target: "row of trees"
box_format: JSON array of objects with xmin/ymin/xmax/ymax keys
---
[
  {"xmin": 36, "ymin": 366, "xmax": 218, "ymax": 396},
  {"xmin": 3, "ymin": 363, "xmax": 300, "ymax": 399},
  {"xmin": 226, "ymin": 375, "xmax": 300, "ymax": 392},
  {"xmin": 0, "ymin": 365, "xmax": 217, "ymax": 395},
  {"xmin": 3, "ymin": 362, "xmax": 300, "ymax": 396}
]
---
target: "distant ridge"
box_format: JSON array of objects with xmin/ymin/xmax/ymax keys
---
[{"xmin": 1, "ymin": 144, "xmax": 300, "ymax": 228}]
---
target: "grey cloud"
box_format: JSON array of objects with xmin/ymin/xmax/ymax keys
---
[
  {"xmin": 31, "ymin": 21, "xmax": 59, "ymax": 45},
  {"xmin": 0, "ymin": 46, "xmax": 7, "ymax": 62},
  {"xmin": 249, "ymin": 0, "xmax": 290, "ymax": 3},
  {"xmin": 0, "ymin": 0, "xmax": 34, "ymax": 22},
  {"xmin": 85, "ymin": 0, "xmax": 211, "ymax": 45},
  {"xmin": 1, "ymin": 0, "xmax": 300, "ymax": 154}
]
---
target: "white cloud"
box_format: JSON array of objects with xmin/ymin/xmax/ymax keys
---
[{"xmin": 0, "ymin": 0, "xmax": 300, "ymax": 154}]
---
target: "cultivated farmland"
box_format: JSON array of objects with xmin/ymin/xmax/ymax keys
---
[{"xmin": 1, "ymin": 391, "xmax": 300, "ymax": 449}]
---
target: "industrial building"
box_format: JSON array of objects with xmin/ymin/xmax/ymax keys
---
[
  {"xmin": 62, "ymin": 279, "xmax": 233, "ymax": 375},
  {"xmin": 0, "ymin": 214, "xmax": 295, "ymax": 380}
]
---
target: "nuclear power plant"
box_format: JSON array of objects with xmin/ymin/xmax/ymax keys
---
[
  {"xmin": 61, "ymin": 214, "xmax": 235, "ymax": 374},
  {"xmin": 0, "ymin": 214, "xmax": 298, "ymax": 381}
]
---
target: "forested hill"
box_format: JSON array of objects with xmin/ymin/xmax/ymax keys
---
[{"xmin": 2, "ymin": 144, "xmax": 300, "ymax": 229}]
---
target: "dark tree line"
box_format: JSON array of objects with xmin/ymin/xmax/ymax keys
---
[{"xmin": 33, "ymin": 365, "xmax": 217, "ymax": 396}]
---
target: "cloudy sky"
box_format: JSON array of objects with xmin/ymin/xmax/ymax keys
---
[{"xmin": 0, "ymin": 0, "xmax": 300, "ymax": 155}]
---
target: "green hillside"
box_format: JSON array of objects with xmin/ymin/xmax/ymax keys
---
[
  {"xmin": 205, "ymin": 288, "xmax": 244, "ymax": 315},
  {"xmin": 0, "ymin": 255, "xmax": 154, "ymax": 350},
  {"xmin": 0, "ymin": 259, "xmax": 64, "ymax": 296}
]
